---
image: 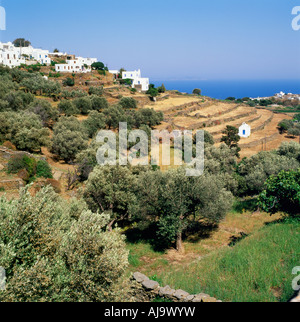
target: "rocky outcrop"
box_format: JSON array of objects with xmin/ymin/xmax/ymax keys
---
[{"xmin": 131, "ymin": 272, "xmax": 221, "ymax": 303}]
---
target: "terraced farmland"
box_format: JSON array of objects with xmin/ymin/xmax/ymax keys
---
[{"xmin": 150, "ymin": 96, "xmax": 296, "ymax": 158}]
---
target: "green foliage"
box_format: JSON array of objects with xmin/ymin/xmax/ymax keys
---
[
  {"xmin": 4, "ymin": 91, "xmax": 34, "ymax": 111},
  {"xmin": 82, "ymin": 111, "xmax": 106, "ymax": 138},
  {"xmin": 277, "ymin": 119, "xmax": 294, "ymax": 134},
  {"xmin": 13, "ymin": 38, "xmax": 31, "ymax": 47},
  {"xmin": 192, "ymin": 88, "xmax": 201, "ymax": 96},
  {"xmin": 8, "ymin": 154, "xmax": 36, "ymax": 177},
  {"xmin": 258, "ymin": 169, "xmax": 300, "ymax": 216},
  {"xmin": 277, "ymin": 141, "xmax": 300, "ymax": 161},
  {"xmin": 147, "ymin": 86, "xmax": 159, "ymax": 98},
  {"xmin": 0, "ymin": 112, "xmax": 50, "ymax": 152},
  {"xmin": 88, "ymin": 86, "xmax": 104, "ymax": 96},
  {"xmin": 63, "ymin": 77, "xmax": 75, "ymax": 87},
  {"xmin": 288, "ymin": 124, "xmax": 300, "ymax": 137},
  {"xmin": 237, "ymin": 150, "xmax": 299, "ymax": 196},
  {"xmin": 36, "ymin": 160, "xmax": 53, "ymax": 179},
  {"xmin": 52, "ymin": 117, "xmax": 88, "ymax": 162},
  {"xmin": 73, "ymin": 97, "xmax": 93, "ymax": 115},
  {"xmin": 119, "ymin": 78, "xmax": 132, "ymax": 86},
  {"xmin": 0, "ymin": 186, "xmax": 130, "ymax": 302},
  {"xmin": 158, "ymin": 84, "xmax": 166, "ymax": 93},
  {"xmin": 91, "ymin": 62, "xmax": 105, "ymax": 71},
  {"xmin": 119, "ymin": 97, "xmax": 137, "ymax": 109},
  {"xmin": 221, "ymin": 126, "xmax": 241, "ymax": 157},
  {"xmin": 52, "ymin": 130, "xmax": 88, "ymax": 163},
  {"xmin": 61, "ymin": 89, "xmax": 87, "ymax": 99},
  {"xmin": 103, "ymin": 105, "xmax": 126, "ymax": 129},
  {"xmin": 90, "ymin": 95, "xmax": 108, "ymax": 110},
  {"xmin": 20, "ymin": 75, "xmax": 61, "ymax": 98},
  {"xmin": 58, "ymin": 100, "xmax": 79, "ymax": 116},
  {"xmin": 84, "ymin": 165, "xmax": 138, "ymax": 230},
  {"xmin": 133, "ymin": 108, "xmax": 164, "ymax": 128},
  {"xmin": 29, "ymin": 99, "xmax": 59, "ymax": 127},
  {"xmin": 155, "ymin": 219, "xmax": 300, "ymax": 302},
  {"xmin": 136, "ymin": 167, "xmax": 233, "ymax": 250}
]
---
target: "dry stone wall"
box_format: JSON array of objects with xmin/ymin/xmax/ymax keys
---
[
  {"xmin": 0, "ymin": 179, "xmax": 24, "ymax": 191},
  {"xmin": 132, "ymin": 272, "xmax": 221, "ymax": 303}
]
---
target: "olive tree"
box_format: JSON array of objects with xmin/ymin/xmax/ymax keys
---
[
  {"xmin": 0, "ymin": 186, "xmax": 130, "ymax": 302},
  {"xmin": 52, "ymin": 117, "xmax": 88, "ymax": 162},
  {"xmin": 136, "ymin": 167, "xmax": 233, "ymax": 253},
  {"xmin": 84, "ymin": 165, "xmax": 138, "ymax": 231},
  {"xmin": 0, "ymin": 112, "xmax": 50, "ymax": 152},
  {"xmin": 82, "ymin": 111, "xmax": 106, "ymax": 138}
]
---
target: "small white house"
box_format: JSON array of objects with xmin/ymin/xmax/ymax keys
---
[
  {"xmin": 122, "ymin": 69, "xmax": 150, "ymax": 92},
  {"xmin": 122, "ymin": 69, "xmax": 141, "ymax": 80},
  {"xmin": 55, "ymin": 58, "xmax": 92, "ymax": 73},
  {"xmin": 239, "ymin": 122, "xmax": 251, "ymax": 138}
]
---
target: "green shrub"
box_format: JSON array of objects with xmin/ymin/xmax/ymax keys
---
[
  {"xmin": 0, "ymin": 186, "xmax": 130, "ymax": 302},
  {"xmin": 63, "ymin": 77, "xmax": 75, "ymax": 87},
  {"xmin": 8, "ymin": 154, "xmax": 36, "ymax": 177},
  {"xmin": 119, "ymin": 97, "xmax": 137, "ymax": 109},
  {"xmin": 88, "ymin": 86, "xmax": 103, "ymax": 96},
  {"xmin": 36, "ymin": 160, "xmax": 53, "ymax": 179}
]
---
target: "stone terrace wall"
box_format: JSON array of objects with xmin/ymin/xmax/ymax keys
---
[
  {"xmin": 0, "ymin": 147, "xmax": 46, "ymax": 162},
  {"xmin": 132, "ymin": 272, "xmax": 221, "ymax": 303},
  {"xmin": 0, "ymin": 179, "xmax": 24, "ymax": 191}
]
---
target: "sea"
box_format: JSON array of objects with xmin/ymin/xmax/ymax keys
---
[{"xmin": 152, "ymin": 80, "xmax": 300, "ymax": 100}]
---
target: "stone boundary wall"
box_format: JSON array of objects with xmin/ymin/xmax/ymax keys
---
[
  {"xmin": 132, "ymin": 272, "xmax": 221, "ymax": 303},
  {"xmin": 210, "ymin": 114, "xmax": 262, "ymax": 136},
  {"xmin": 185, "ymin": 109, "xmax": 257, "ymax": 131},
  {"xmin": 174, "ymin": 102, "xmax": 214, "ymax": 116},
  {"xmin": 192, "ymin": 104, "xmax": 241, "ymax": 119},
  {"xmin": 239, "ymin": 133, "xmax": 280, "ymax": 149},
  {"xmin": 164, "ymin": 101, "xmax": 206, "ymax": 115},
  {"xmin": 0, "ymin": 179, "xmax": 24, "ymax": 191},
  {"xmin": 213, "ymin": 114, "xmax": 274, "ymax": 143},
  {"xmin": 0, "ymin": 147, "xmax": 45, "ymax": 162}
]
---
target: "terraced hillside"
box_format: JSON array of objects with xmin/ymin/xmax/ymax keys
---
[{"xmin": 147, "ymin": 95, "xmax": 296, "ymax": 158}]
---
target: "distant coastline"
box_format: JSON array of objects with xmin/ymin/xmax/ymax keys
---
[{"xmin": 152, "ymin": 79, "xmax": 300, "ymax": 100}]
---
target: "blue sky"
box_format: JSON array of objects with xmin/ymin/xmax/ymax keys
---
[{"xmin": 0, "ymin": 0, "xmax": 299, "ymax": 80}]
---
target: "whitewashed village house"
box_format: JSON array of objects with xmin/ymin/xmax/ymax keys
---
[
  {"xmin": 55, "ymin": 56, "xmax": 97, "ymax": 74},
  {"xmin": 0, "ymin": 42, "xmax": 52, "ymax": 67},
  {"xmin": 122, "ymin": 69, "xmax": 149, "ymax": 92},
  {"xmin": 239, "ymin": 122, "xmax": 251, "ymax": 138},
  {"xmin": 0, "ymin": 41, "xmax": 97, "ymax": 73}
]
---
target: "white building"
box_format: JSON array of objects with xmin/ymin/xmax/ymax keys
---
[
  {"xmin": 239, "ymin": 122, "xmax": 251, "ymax": 138},
  {"xmin": 0, "ymin": 42, "xmax": 51, "ymax": 67},
  {"xmin": 55, "ymin": 56, "xmax": 97, "ymax": 74},
  {"xmin": 122, "ymin": 69, "xmax": 149, "ymax": 92},
  {"xmin": 77, "ymin": 56, "xmax": 97, "ymax": 66}
]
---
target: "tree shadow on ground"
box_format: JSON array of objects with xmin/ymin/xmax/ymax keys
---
[
  {"xmin": 228, "ymin": 232, "xmax": 249, "ymax": 247},
  {"xmin": 125, "ymin": 220, "xmax": 220, "ymax": 252},
  {"xmin": 183, "ymin": 221, "xmax": 219, "ymax": 244},
  {"xmin": 232, "ymin": 197, "xmax": 258, "ymax": 214}
]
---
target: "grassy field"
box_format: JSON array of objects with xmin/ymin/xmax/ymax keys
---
[
  {"xmin": 156, "ymin": 218, "xmax": 299, "ymax": 302},
  {"xmin": 126, "ymin": 203, "xmax": 299, "ymax": 302}
]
